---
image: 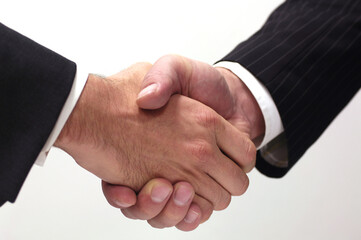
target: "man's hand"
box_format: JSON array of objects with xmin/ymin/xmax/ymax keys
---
[
  {"xmin": 136, "ymin": 55, "xmax": 265, "ymax": 147},
  {"xmin": 102, "ymin": 179, "xmax": 205, "ymax": 231},
  {"xmin": 102, "ymin": 56, "xmax": 265, "ymax": 231},
  {"xmin": 55, "ymin": 62, "xmax": 254, "ymax": 228}
]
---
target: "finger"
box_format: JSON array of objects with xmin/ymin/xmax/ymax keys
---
[
  {"xmin": 206, "ymin": 151, "xmax": 250, "ymax": 197},
  {"xmin": 102, "ymin": 181, "xmax": 137, "ymax": 209},
  {"xmin": 121, "ymin": 178, "xmax": 173, "ymax": 220},
  {"xmin": 147, "ymin": 182, "xmax": 195, "ymax": 228},
  {"xmin": 190, "ymin": 111, "xmax": 250, "ymax": 197},
  {"xmin": 175, "ymin": 203, "xmax": 202, "ymax": 231},
  {"xmin": 192, "ymin": 195, "xmax": 213, "ymax": 224},
  {"xmin": 136, "ymin": 55, "xmax": 190, "ymax": 109},
  {"xmin": 184, "ymin": 140, "xmax": 234, "ymax": 210},
  {"xmin": 180, "ymin": 165, "xmax": 232, "ymax": 211},
  {"xmin": 216, "ymin": 117, "xmax": 257, "ymax": 173}
]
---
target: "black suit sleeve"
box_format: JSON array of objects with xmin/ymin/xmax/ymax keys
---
[
  {"xmin": 0, "ymin": 23, "xmax": 76, "ymax": 205},
  {"xmin": 219, "ymin": 0, "xmax": 361, "ymax": 177}
]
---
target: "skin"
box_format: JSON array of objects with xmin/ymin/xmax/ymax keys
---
[
  {"xmin": 55, "ymin": 62, "xmax": 255, "ymax": 227},
  {"xmin": 102, "ymin": 55, "xmax": 265, "ymax": 231}
]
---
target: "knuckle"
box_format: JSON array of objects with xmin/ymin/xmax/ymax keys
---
[
  {"xmin": 189, "ymin": 140, "xmax": 214, "ymax": 166},
  {"xmin": 137, "ymin": 62, "xmax": 153, "ymax": 70},
  {"xmin": 119, "ymin": 62, "xmax": 153, "ymax": 84},
  {"xmin": 131, "ymin": 62, "xmax": 153, "ymax": 75},
  {"xmin": 195, "ymin": 108, "xmax": 220, "ymax": 129}
]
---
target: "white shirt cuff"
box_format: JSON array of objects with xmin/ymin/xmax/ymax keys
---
[
  {"xmin": 34, "ymin": 67, "xmax": 88, "ymax": 166},
  {"xmin": 214, "ymin": 61, "xmax": 284, "ymax": 149}
]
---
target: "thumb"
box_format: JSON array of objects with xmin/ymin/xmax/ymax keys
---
[
  {"xmin": 136, "ymin": 55, "xmax": 192, "ymax": 109},
  {"xmin": 102, "ymin": 181, "xmax": 137, "ymax": 209}
]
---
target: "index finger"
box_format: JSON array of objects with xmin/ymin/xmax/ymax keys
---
[{"xmin": 216, "ymin": 117, "xmax": 257, "ymax": 173}]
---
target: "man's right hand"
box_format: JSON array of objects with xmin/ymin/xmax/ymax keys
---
[
  {"xmin": 55, "ymin": 62, "xmax": 254, "ymax": 227},
  {"xmin": 103, "ymin": 56, "xmax": 265, "ymax": 231}
]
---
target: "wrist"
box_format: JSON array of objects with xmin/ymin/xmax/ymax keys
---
[
  {"xmin": 54, "ymin": 74, "xmax": 108, "ymax": 153},
  {"xmin": 215, "ymin": 67, "xmax": 265, "ymax": 145}
]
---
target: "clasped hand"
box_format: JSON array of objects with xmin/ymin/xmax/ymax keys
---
[{"xmin": 55, "ymin": 55, "xmax": 264, "ymax": 231}]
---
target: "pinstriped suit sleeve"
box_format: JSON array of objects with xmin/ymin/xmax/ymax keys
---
[{"xmin": 220, "ymin": 0, "xmax": 361, "ymax": 177}]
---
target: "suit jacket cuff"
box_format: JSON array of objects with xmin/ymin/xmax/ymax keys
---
[
  {"xmin": 214, "ymin": 61, "xmax": 284, "ymax": 149},
  {"xmin": 35, "ymin": 68, "xmax": 88, "ymax": 165}
]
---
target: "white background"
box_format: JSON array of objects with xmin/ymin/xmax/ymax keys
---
[{"xmin": 1, "ymin": 0, "xmax": 361, "ymax": 239}]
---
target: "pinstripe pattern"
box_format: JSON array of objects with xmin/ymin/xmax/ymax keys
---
[{"xmin": 220, "ymin": 0, "xmax": 361, "ymax": 177}]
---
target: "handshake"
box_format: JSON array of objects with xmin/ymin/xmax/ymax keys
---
[{"xmin": 55, "ymin": 55, "xmax": 265, "ymax": 231}]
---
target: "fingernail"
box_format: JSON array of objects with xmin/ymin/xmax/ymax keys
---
[
  {"xmin": 184, "ymin": 210, "xmax": 199, "ymax": 224},
  {"xmin": 137, "ymin": 83, "xmax": 158, "ymax": 99},
  {"xmin": 151, "ymin": 185, "xmax": 171, "ymax": 203},
  {"xmin": 114, "ymin": 200, "xmax": 132, "ymax": 208},
  {"xmin": 173, "ymin": 185, "xmax": 193, "ymax": 206}
]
